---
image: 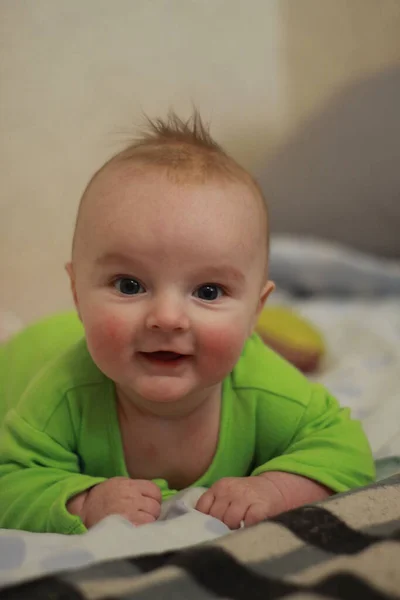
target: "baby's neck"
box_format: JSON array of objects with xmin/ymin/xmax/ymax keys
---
[
  {"xmin": 116, "ymin": 384, "xmax": 222, "ymax": 489},
  {"xmin": 116, "ymin": 383, "xmax": 222, "ymax": 422}
]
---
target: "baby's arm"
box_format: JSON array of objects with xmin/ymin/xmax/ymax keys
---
[
  {"xmin": 0, "ymin": 408, "xmax": 106, "ymax": 533},
  {"xmin": 197, "ymin": 384, "xmax": 374, "ymax": 529},
  {"xmin": 257, "ymin": 470, "xmax": 333, "ymax": 510},
  {"xmin": 0, "ymin": 405, "xmax": 162, "ymax": 532},
  {"xmin": 250, "ymin": 384, "xmax": 375, "ymax": 493}
]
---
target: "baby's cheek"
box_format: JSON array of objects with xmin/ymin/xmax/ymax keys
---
[
  {"xmin": 200, "ymin": 324, "xmax": 245, "ymax": 376},
  {"xmin": 84, "ymin": 310, "xmax": 128, "ymax": 358}
]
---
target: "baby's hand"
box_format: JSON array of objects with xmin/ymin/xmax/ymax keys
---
[
  {"xmin": 67, "ymin": 477, "xmax": 162, "ymax": 529},
  {"xmin": 195, "ymin": 476, "xmax": 285, "ymax": 529}
]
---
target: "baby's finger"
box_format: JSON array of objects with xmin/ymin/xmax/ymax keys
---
[
  {"xmin": 196, "ymin": 490, "xmax": 215, "ymax": 515},
  {"xmin": 244, "ymin": 502, "xmax": 269, "ymax": 528},
  {"xmin": 208, "ymin": 498, "xmax": 230, "ymax": 522},
  {"xmin": 139, "ymin": 496, "xmax": 162, "ymax": 519},
  {"xmin": 222, "ymin": 501, "xmax": 249, "ymax": 530},
  {"xmin": 131, "ymin": 510, "xmax": 157, "ymax": 527},
  {"xmin": 136, "ymin": 480, "xmax": 162, "ymax": 502}
]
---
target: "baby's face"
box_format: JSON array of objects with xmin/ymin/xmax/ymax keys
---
[{"xmin": 68, "ymin": 165, "xmax": 273, "ymax": 411}]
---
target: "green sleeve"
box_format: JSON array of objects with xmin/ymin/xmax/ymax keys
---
[
  {"xmin": 0, "ymin": 400, "xmax": 106, "ymax": 534},
  {"xmin": 251, "ymin": 383, "xmax": 375, "ymax": 492},
  {"xmin": 0, "ymin": 311, "xmax": 83, "ymax": 423}
]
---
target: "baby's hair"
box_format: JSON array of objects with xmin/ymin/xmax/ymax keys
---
[
  {"xmin": 116, "ymin": 109, "xmax": 255, "ymax": 186},
  {"xmin": 72, "ymin": 109, "xmax": 269, "ymax": 258},
  {"xmin": 132, "ymin": 110, "xmax": 222, "ymax": 151}
]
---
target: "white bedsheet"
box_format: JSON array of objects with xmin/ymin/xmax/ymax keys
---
[
  {"xmin": 268, "ymin": 237, "xmax": 400, "ymax": 459},
  {"xmin": 276, "ymin": 296, "xmax": 400, "ymax": 458}
]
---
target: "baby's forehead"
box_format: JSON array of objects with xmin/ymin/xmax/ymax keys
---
[
  {"xmin": 73, "ymin": 162, "xmax": 268, "ymax": 275},
  {"xmin": 86, "ymin": 160, "xmax": 262, "ymax": 209},
  {"xmin": 84, "ymin": 161, "xmax": 142, "ymax": 203},
  {"xmin": 77, "ymin": 160, "xmax": 267, "ymax": 249}
]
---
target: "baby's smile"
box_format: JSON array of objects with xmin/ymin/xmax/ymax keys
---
[{"xmin": 137, "ymin": 350, "xmax": 192, "ymax": 369}]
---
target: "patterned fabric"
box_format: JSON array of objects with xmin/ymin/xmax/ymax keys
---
[{"xmin": 1, "ymin": 474, "xmax": 400, "ymax": 599}]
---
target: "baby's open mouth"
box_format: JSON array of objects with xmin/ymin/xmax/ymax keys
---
[{"xmin": 139, "ymin": 351, "xmax": 189, "ymax": 365}]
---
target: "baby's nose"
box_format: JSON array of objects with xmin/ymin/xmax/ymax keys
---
[{"xmin": 145, "ymin": 298, "xmax": 189, "ymax": 332}]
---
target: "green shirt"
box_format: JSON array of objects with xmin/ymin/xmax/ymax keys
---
[{"xmin": 0, "ymin": 312, "xmax": 375, "ymax": 534}]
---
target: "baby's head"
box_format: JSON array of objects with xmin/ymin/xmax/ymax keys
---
[{"xmin": 67, "ymin": 111, "xmax": 274, "ymax": 413}]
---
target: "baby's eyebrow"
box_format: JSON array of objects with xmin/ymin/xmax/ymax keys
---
[
  {"xmin": 199, "ymin": 266, "xmax": 245, "ymax": 283},
  {"xmin": 95, "ymin": 252, "xmax": 134, "ymax": 267}
]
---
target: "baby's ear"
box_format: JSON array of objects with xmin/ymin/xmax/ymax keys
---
[
  {"xmin": 65, "ymin": 262, "xmax": 79, "ymax": 313},
  {"xmin": 258, "ymin": 280, "xmax": 275, "ymax": 315},
  {"xmin": 250, "ymin": 280, "xmax": 275, "ymax": 334}
]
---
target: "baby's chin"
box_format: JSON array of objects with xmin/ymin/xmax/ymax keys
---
[{"xmin": 122, "ymin": 379, "xmax": 205, "ymax": 415}]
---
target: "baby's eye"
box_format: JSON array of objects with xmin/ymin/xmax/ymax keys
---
[
  {"xmin": 194, "ymin": 284, "xmax": 224, "ymax": 302},
  {"xmin": 114, "ymin": 278, "xmax": 145, "ymax": 296}
]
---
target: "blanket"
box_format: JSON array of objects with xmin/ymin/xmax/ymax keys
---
[
  {"xmin": 0, "ymin": 488, "xmax": 230, "ymax": 590},
  {"xmin": 1, "ymin": 474, "xmax": 400, "ymax": 599}
]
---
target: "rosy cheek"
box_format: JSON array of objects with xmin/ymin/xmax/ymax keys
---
[
  {"xmin": 200, "ymin": 325, "xmax": 244, "ymax": 374},
  {"xmin": 102, "ymin": 316, "xmax": 125, "ymax": 344},
  {"xmin": 85, "ymin": 311, "xmax": 127, "ymax": 356}
]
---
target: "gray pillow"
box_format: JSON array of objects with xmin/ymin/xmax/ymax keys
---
[{"xmin": 257, "ymin": 67, "xmax": 400, "ymax": 258}]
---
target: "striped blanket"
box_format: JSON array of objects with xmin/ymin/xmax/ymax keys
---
[{"xmin": 1, "ymin": 474, "xmax": 400, "ymax": 600}]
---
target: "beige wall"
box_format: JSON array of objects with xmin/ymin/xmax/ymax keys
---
[
  {"xmin": 282, "ymin": 0, "xmax": 400, "ymax": 130},
  {"xmin": 1, "ymin": 0, "xmax": 400, "ymax": 323}
]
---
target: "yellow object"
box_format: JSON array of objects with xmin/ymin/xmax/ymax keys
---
[
  {"xmin": 256, "ymin": 306, "xmax": 325, "ymax": 352},
  {"xmin": 255, "ymin": 306, "xmax": 325, "ymax": 372}
]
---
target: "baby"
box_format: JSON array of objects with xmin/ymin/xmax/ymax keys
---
[{"xmin": 0, "ymin": 112, "xmax": 374, "ymax": 534}]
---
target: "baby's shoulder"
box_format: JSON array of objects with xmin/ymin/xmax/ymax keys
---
[
  {"xmin": 231, "ymin": 333, "xmax": 311, "ymax": 406},
  {"xmin": 13, "ymin": 339, "xmax": 106, "ymax": 431},
  {"xmin": 33, "ymin": 337, "xmax": 104, "ymax": 389}
]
